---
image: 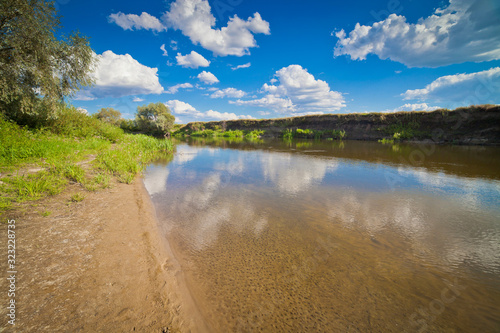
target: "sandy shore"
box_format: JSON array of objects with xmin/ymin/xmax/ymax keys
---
[{"xmin": 0, "ymin": 178, "xmax": 202, "ymax": 332}]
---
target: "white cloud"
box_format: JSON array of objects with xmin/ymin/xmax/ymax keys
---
[
  {"xmin": 294, "ymin": 111, "xmax": 325, "ymax": 116},
  {"xmin": 133, "ymin": 97, "xmax": 145, "ymax": 102},
  {"xmin": 258, "ymin": 111, "xmax": 271, "ymax": 116},
  {"xmin": 176, "ymin": 51, "xmax": 210, "ymax": 68},
  {"xmin": 232, "ymin": 63, "xmax": 251, "ymax": 70},
  {"xmin": 403, "ymin": 67, "xmax": 500, "ymax": 103},
  {"xmin": 165, "ymin": 100, "xmax": 199, "ymax": 115},
  {"xmin": 74, "ymin": 51, "xmax": 164, "ymax": 100},
  {"xmin": 170, "ymin": 40, "xmax": 178, "ymax": 50},
  {"xmin": 197, "ymin": 71, "xmax": 219, "ymax": 85},
  {"xmin": 375, "ymin": 103, "xmax": 442, "ymax": 113},
  {"xmin": 160, "ymin": 44, "xmax": 168, "ymax": 56},
  {"xmin": 162, "ymin": 0, "xmax": 270, "ymax": 56},
  {"xmin": 144, "ymin": 166, "xmax": 169, "ymax": 196},
  {"xmin": 205, "ymin": 110, "xmax": 254, "ymax": 120},
  {"xmin": 108, "ymin": 12, "xmax": 165, "ymax": 32},
  {"xmin": 334, "ymin": 0, "xmax": 500, "ymax": 67},
  {"xmin": 231, "ymin": 65, "xmax": 345, "ymax": 113},
  {"xmin": 166, "ymin": 82, "xmax": 194, "ymax": 94},
  {"xmin": 76, "ymin": 107, "xmax": 88, "ymax": 115},
  {"xmin": 260, "ymin": 152, "xmax": 338, "ymax": 195},
  {"xmin": 210, "ymin": 88, "xmax": 246, "ymax": 99},
  {"xmin": 391, "ymin": 103, "xmax": 441, "ymax": 112},
  {"xmin": 166, "ymin": 100, "xmax": 254, "ymax": 121},
  {"xmin": 231, "ymin": 95, "xmax": 294, "ymax": 113}
]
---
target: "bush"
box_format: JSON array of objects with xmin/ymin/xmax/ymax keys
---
[
  {"xmin": 48, "ymin": 105, "xmax": 124, "ymax": 142},
  {"xmin": 135, "ymin": 102, "xmax": 175, "ymax": 136}
]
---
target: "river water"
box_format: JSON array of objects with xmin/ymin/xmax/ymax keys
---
[{"xmin": 144, "ymin": 138, "xmax": 500, "ymax": 332}]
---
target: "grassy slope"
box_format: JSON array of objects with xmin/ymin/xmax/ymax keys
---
[{"xmin": 0, "ymin": 111, "xmax": 173, "ymax": 216}]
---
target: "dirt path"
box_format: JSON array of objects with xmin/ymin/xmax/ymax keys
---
[{"xmin": 0, "ymin": 178, "xmax": 195, "ymax": 332}]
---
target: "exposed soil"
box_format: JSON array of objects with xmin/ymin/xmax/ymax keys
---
[
  {"xmin": 0, "ymin": 178, "xmax": 199, "ymax": 332},
  {"xmin": 179, "ymin": 105, "xmax": 500, "ymax": 145}
]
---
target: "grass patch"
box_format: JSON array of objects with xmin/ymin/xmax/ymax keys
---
[
  {"xmin": 1, "ymin": 171, "xmax": 67, "ymax": 202},
  {"xmin": 41, "ymin": 210, "xmax": 52, "ymax": 217},
  {"xmin": 70, "ymin": 193, "xmax": 85, "ymax": 202},
  {"xmin": 281, "ymin": 128, "xmax": 346, "ymax": 140},
  {"xmin": 378, "ymin": 138, "xmax": 395, "ymax": 144},
  {"xmin": 382, "ymin": 120, "xmax": 421, "ymax": 140},
  {"xmin": 0, "ymin": 109, "xmax": 173, "ymax": 216}
]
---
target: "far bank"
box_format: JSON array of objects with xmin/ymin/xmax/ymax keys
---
[{"xmin": 174, "ymin": 105, "xmax": 500, "ymax": 145}]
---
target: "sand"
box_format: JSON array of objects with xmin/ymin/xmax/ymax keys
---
[{"xmin": 0, "ymin": 178, "xmax": 204, "ymax": 332}]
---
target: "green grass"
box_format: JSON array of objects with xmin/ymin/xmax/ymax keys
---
[
  {"xmin": 282, "ymin": 129, "xmax": 293, "ymax": 140},
  {"xmin": 181, "ymin": 128, "xmax": 266, "ymax": 140},
  {"xmin": 382, "ymin": 120, "xmax": 421, "ymax": 140},
  {"xmin": 223, "ymin": 130, "xmax": 244, "ymax": 138},
  {"xmin": 281, "ymin": 128, "xmax": 345, "ymax": 140},
  {"xmin": 70, "ymin": 193, "xmax": 85, "ymax": 202},
  {"xmin": 0, "ymin": 109, "xmax": 173, "ymax": 216},
  {"xmin": 332, "ymin": 129, "xmax": 346, "ymax": 140},
  {"xmin": 378, "ymin": 138, "xmax": 395, "ymax": 144},
  {"xmin": 1, "ymin": 171, "xmax": 67, "ymax": 202}
]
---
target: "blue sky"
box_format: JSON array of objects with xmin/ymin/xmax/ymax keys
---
[{"xmin": 58, "ymin": 0, "xmax": 500, "ymax": 123}]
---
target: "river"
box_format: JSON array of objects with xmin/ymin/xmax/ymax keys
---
[{"xmin": 144, "ymin": 138, "xmax": 500, "ymax": 332}]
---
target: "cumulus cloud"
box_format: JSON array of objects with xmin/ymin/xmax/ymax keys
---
[
  {"xmin": 197, "ymin": 71, "xmax": 219, "ymax": 85},
  {"xmin": 133, "ymin": 97, "xmax": 145, "ymax": 102},
  {"xmin": 76, "ymin": 107, "xmax": 88, "ymax": 115},
  {"xmin": 232, "ymin": 63, "xmax": 251, "ymax": 70},
  {"xmin": 403, "ymin": 67, "xmax": 500, "ymax": 103},
  {"xmin": 165, "ymin": 100, "xmax": 198, "ymax": 115},
  {"xmin": 166, "ymin": 82, "xmax": 194, "ymax": 94},
  {"xmin": 165, "ymin": 100, "xmax": 254, "ymax": 121},
  {"xmin": 231, "ymin": 95, "xmax": 294, "ymax": 112},
  {"xmin": 231, "ymin": 65, "xmax": 345, "ymax": 113},
  {"xmin": 205, "ymin": 110, "xmax": 254, "ymax": 120},
  {"xmin": 176, "ymin": 51, "xmax": 210, "ymax": 68},
  {"xmin": 74, "ymin": 51, "xmax": 164, "ymax": 100},
  {"xmin": 160, "ymin": 44, "xmax": 168, "ymax": 56},
  {"xmin": 210, "ymin": 88, "xmax": 246, "ymax": 99},
  {"xmin": 108, "ymin": 12, "xmax": 165, "ymax": 32},
  {"xmin": 162, "ymin": 0, "xmax": 270, "ymax": 56},
  {"xmin": 334, "ymin": 0, "xmax": 500, "ymax": 67},
  {"xmin": 383, "ymin": 103, "xmax": 442, "ymax": 112}
]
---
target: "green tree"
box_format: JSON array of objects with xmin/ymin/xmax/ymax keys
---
[
  {"xmin": 135, "ymin": 102, "xmax": 175, "ymax": 136},
  {"xmin": 94, "ymin": 107, "xmax": 122, "ymax": 126},
  {"xmin": 0, "ymin": 0, "xmax": 96, "ymax": 124}
]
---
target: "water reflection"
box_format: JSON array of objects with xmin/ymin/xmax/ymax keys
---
[
  {"xmin": 260, "ymin": 152, "xmax": 338, "ymax": 195},
  {"xmin": 145, "ymin": 138, "xmax": 500, "ymax": 332}
]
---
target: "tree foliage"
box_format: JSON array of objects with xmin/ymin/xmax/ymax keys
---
[
  {"xmin": 0, "ymin": 0, "xmax": 96, "ymax": 124},
  {"xmin": 94, "ymin": 107, "xmax": 122, "ymax": 126},
  {"xmin": 135, "ymin": 102, "xmax": 175, "ymax": 136}
]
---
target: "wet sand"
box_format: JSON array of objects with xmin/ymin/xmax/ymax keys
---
[{"xmin": 0, "ymin": 178, "xmax": 200, "ymax": 332}]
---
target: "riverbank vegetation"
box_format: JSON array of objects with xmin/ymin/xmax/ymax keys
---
[
  {"xmin": 175, "ymin": 105, "xmax": 499, "ymax": 145},
  {"xmin": 0, "ymin": 1, "xmax": 174, "ymax": 216},
  {"xmin": 0, "ymin": 106, "xmax": 173, "ymax": 216}
]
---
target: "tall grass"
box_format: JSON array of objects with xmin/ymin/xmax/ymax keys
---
[
  {"xmin": 0, "ymin": 106, "xmax": 173, "ymax": 215},
  {"xmin": 281, "ymin": 128, "xmax": 345, "ymax": 140}
]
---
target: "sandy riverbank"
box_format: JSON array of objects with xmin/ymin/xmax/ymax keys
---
[{"xmin": 0, "ymin": 178, "xmax": 202, "ymax": 332}]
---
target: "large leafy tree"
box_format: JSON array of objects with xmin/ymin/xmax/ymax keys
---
[
  {"xmin": 136, "ymin": 102, "xmax": 175, "ymax": 136},
  {"xmin": 94, "ymin": 107, "xmax": 122, "ymax": 126},
  {"xmin": 0, "ymin": 0, "xmax": 96, "ymax": 123}
]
